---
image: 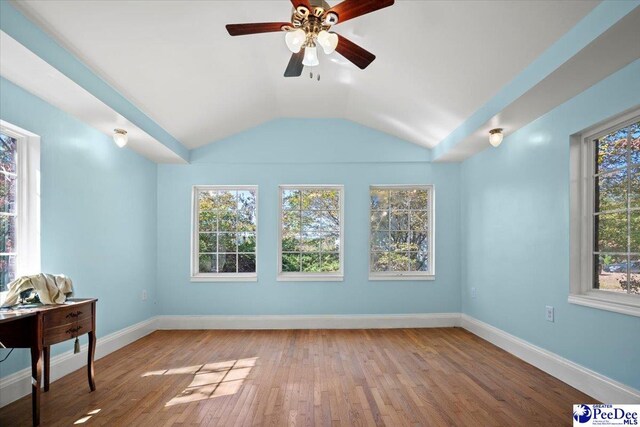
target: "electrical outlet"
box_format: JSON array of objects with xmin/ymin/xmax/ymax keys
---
[
  {"xmin": 545, "ymin": 305, "xmax": 554, "ymax": 322},
  {"xmin": 141, "ymin": 290, "xmax": 148, "ymax": 301},
  {"xmin": 471, "ymin": 287, "xmax": 477, "ymax": 299}
]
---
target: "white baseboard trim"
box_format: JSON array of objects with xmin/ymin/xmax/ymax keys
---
[
  {"xmin": 0, "ymin": 316, "xmax": 157, "ymax": 408},
  {"xmin": 460, "ymin": 314, "xmax": 640, "ymax": 404},
  {"xmin": 156, "ymin": 313, "xmax": 462, "ymax": 330}
]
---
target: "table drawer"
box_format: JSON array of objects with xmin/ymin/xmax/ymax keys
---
[
  {"xmin": 44, "ymin": 315, "xmax": 93, "ymax": 346},
  {"xmin": 43, "ymin": 303, "xmax": 92, "ymax": 329}
]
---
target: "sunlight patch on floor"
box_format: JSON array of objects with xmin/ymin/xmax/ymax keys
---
[
  {"xmin": 74, "ymin": 409, "xmax": 101, "ymax": 424},
  {"xmin": 141, "ymin": 357, "xmax": 258, "ymax": 407}
]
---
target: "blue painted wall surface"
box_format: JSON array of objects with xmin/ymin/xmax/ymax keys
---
[
  {"xmin": 460, "ymin": 60, "xmax": 640, "ymax": 389},
  {"xmin": 0, "ymin": 77, "xmax": 158, "ymax": 377},
  {"xmin": 158, "ymin": 119, "xmax": 460, "ymax": 315}
]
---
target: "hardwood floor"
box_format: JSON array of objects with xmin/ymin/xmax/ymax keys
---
[{"xmin": 0, "ymin": 328, "xmax": 594, "ymax": 426}]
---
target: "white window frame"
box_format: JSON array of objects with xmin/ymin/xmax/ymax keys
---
[
  {"xmin": 0, "ymin": 121, "xmax": 41, "ymax": 304},
  {"xmin": 368, "ymin": 185, "xmax": 435, "ymax": 281},
  {"xmin": 569, "ymin": 108, "xmax": 640, "ymax": 317},
  {"xmin": 277, "ymin": 184, "xmax": 344, "ymax": 282},
  {"xmin": 190, "ymin": 185, "xmax": 258, "ymax": 282}
]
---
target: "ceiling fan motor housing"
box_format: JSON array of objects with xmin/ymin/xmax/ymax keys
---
[{"xmin": 291, "ymin": 0, "xmax": 335, "ymax": 45}]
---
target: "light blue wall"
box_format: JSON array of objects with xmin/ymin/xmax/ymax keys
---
[
  {"xmin": 0, "ymin": 77, "xmax": 158, "ymax": 377},
  {"xmin": 158, "ymin": 119, "xmax": 460, "ymax": 315},
  {"xmin": 461, "ymin": 60, "xmax": 640, "ymax": 389}
]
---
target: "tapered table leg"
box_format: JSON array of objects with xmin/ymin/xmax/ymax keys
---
[
  {"xmin": 87, "ymin": 331, "xmax": 96, "ymax": 391},
  {"xmin": 43, "ymin": 346, "xmax": 50, "ymax": 392},
  {"xmin": 30, "ymin": 345, "xmax": 42, "ymax": 426}
]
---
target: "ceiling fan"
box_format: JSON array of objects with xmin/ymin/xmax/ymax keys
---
[{"xmin": 226, "ymin": 0, "xmax": 394, "ymax": 77}]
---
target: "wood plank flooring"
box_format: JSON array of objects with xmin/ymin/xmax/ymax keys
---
[{"xmin": 0, "ymin": 328, "xmax": 595, "ymax": 426}]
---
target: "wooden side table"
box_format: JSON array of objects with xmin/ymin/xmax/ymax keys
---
[{"xmin": 0, "ymin": 298, "xmax": 97, "ymax": 426}]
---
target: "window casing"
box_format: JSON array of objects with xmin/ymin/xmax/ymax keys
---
[
  {"xmin": 570, "ymin": 109, "xmax": 639, "ymax": 317},
  {"xmin": 278, "ymin": 185, "xmax": 344, "ymax": 281},
  {"xmin": 369, "ymin": 185, "xmax": 435, "ymax": 280},
  {"xmin": 0, "ymin": 121, "xmax": 40, "ymax": 303},
  {"xmin": 191, "ymin": 185, "xmax": 258, "ymax": 282}
]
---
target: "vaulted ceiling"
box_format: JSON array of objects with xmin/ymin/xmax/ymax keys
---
[{"xmin": 11, "ymin": 0, "xmax": 599, "ymax": 151}]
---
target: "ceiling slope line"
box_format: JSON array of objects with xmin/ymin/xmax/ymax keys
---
[
  {"xmin": 432, "ymin": 0, "xmax": 640, "ymax": 162},
  {"xmin": 0, "ymin": 1, "xmax": 189, "ymax": 162}
]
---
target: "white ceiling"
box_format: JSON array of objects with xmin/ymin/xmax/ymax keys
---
[
  {"xmin": 0, "ymin": 31, "xmax": 186, "ymax": 163},
  {"xmin": 12, "ymin": 0, "xmax": 599, "ymax": 150}
]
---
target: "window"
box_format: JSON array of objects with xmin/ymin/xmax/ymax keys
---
[
  {"xmin": 0, "ymin": 133, "xmax": 18, "ymax": 292},
  {"xmin": 570, "ymin": 110, "xmax": 639, "ymax": 317},
  {"xmin": 369, "ymin": 186, "xmax": 434, "ymax": 280},
  {"xmin": 278, "ymin": 185, "xmax": 344, "ymax": 281},
  {"xmin": 0, "ymin": 121, "xmax": 40, "ymax": 301},
  {"xmin": 191, "ymin": 186, "xmax": 257, "ymax": 282}
]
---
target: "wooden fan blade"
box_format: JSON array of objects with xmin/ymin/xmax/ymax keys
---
[
  {"xmin": 328, "ymin": 0, "xmax": 394, "ymax": 24},
  {"xmin": 290, "ymin": 0, "xmax": 312, "ymax": 9},
  {"xmin": 284, "ymin": 51, "xmax": 305, "ymax": 77},
  {"xmin": 335, "ymin": 34, "xmax": 376, "ymax": 69},
  {"xmin": 226, "ymin": 22, "xmax": 290, "ymax": 36}
]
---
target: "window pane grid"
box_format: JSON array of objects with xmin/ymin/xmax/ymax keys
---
[
  {"xmin": 196, "ymin": 188, "xmax": 256, "ymax": 275},
  {"xmin": 370, "ymin": 187, "xmax": 431, "ymax": 275},
  {"xmin": 280, "ymin": 188, "xmax": 342, "ymax": 274},
  {"xmin": 592, "ymin": 121, "xmax": 639, "ymax": 294}
]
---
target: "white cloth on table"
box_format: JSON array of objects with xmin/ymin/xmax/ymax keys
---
[{"xmin": 2, "ymin": 273, "xmax": 73, "ymax": 306}]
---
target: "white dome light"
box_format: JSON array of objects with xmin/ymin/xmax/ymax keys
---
[
  {"xmin": 317, "ymin": 30, "xmax": 338, "ymax": 54},
  {"xmin": 489, "ymin": 128, "xmax": 504, "ymax": 147},
  {"xmin": 113, "ymin": 129, "xmax": 128, "ymax": 148},
  {"xmin": 285, "ymin": 29, "xmax": 306, "ymax": 53}
]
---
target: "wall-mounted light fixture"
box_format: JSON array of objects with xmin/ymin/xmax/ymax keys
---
[
  {"xmin": 113, "ymin": 128, "xmax": 128, "ymax": 148},
  {"xmin": 489, "ymin": 128, "xmax": 504, "ymax": 147}
]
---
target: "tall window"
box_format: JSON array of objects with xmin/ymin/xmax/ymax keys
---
[
  {"xmin": 0, "ymin": 133, "xmax": 18, "ymax": 292},
  {"xmin": 369, "ymin": 186, "xmax": 434, "ymax": 280},
  {"xmin": 191, "ymin": 186, "xmax": 257, "ymax": 281},
  {"xmin": 0, "ymin": 122, "xmax": 40, "ymax": 299},
  {"xmin": 570, "ymin": 111, "xmax": 639, "ymax": 317},
  {"xmin": 592, "ymin": 120, "xmax": 639, "ymax": 294},
  {"xmin": 278, "ymin": 185, "xmax": 344, "ymax": 281}
]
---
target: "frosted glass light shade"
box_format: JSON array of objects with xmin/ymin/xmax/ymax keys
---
[
  {"xmin": 285, "ymin": 29, "xmax": 306, "ymax": 53},
  {"xmin": 317, "ymin": 30, "xmax": 338, "ymax": 54},
  {"xmin": 113, "ymin": 129, "xmax": 128, "ymax": 148},
  {"xmin": 302, "ymin": 46, "xmax": 319, "ymax": 67},
  {"xmin": 489, "ymin": 129, "xmax": 504, "ymax": 147}
]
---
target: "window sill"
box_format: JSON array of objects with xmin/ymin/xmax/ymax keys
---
[
  {"xmin": 190, "ymin": 274, "xmax": 257, "ymax": 283},
  {"xmin": 369, "ymin": 274, "xmax": 435, "ymax": 281},
  {"xmin": 277, "ymin": 274, "xmax": 343, "ymax": 282},
  {"xmin": 568, "ymin": 292, "xmax": 640, "ymax": 318}
]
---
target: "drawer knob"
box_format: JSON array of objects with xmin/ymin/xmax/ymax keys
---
[
  {"xmin": 65, "ymin": 311, "xmax": 83, "ymax": 319},
  {"xmin": 65, "ymin": 326, "xmax": 83, "ymax": 335}
]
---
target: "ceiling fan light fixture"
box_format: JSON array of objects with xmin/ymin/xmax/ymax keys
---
[
  {"xmin": 302, "ymin": 46, "xmax": 319, "ymax": 67},
  {"xmin": 317, "ymin": 30, "xmax": 338, "ymax": 54},
  {"xmin": 489, "ymin": 128, "xmax": 504, "ymax": 147},
  {"xmin": 285, "ymin": 28, "xmax": 306, "ymax": 53}
]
